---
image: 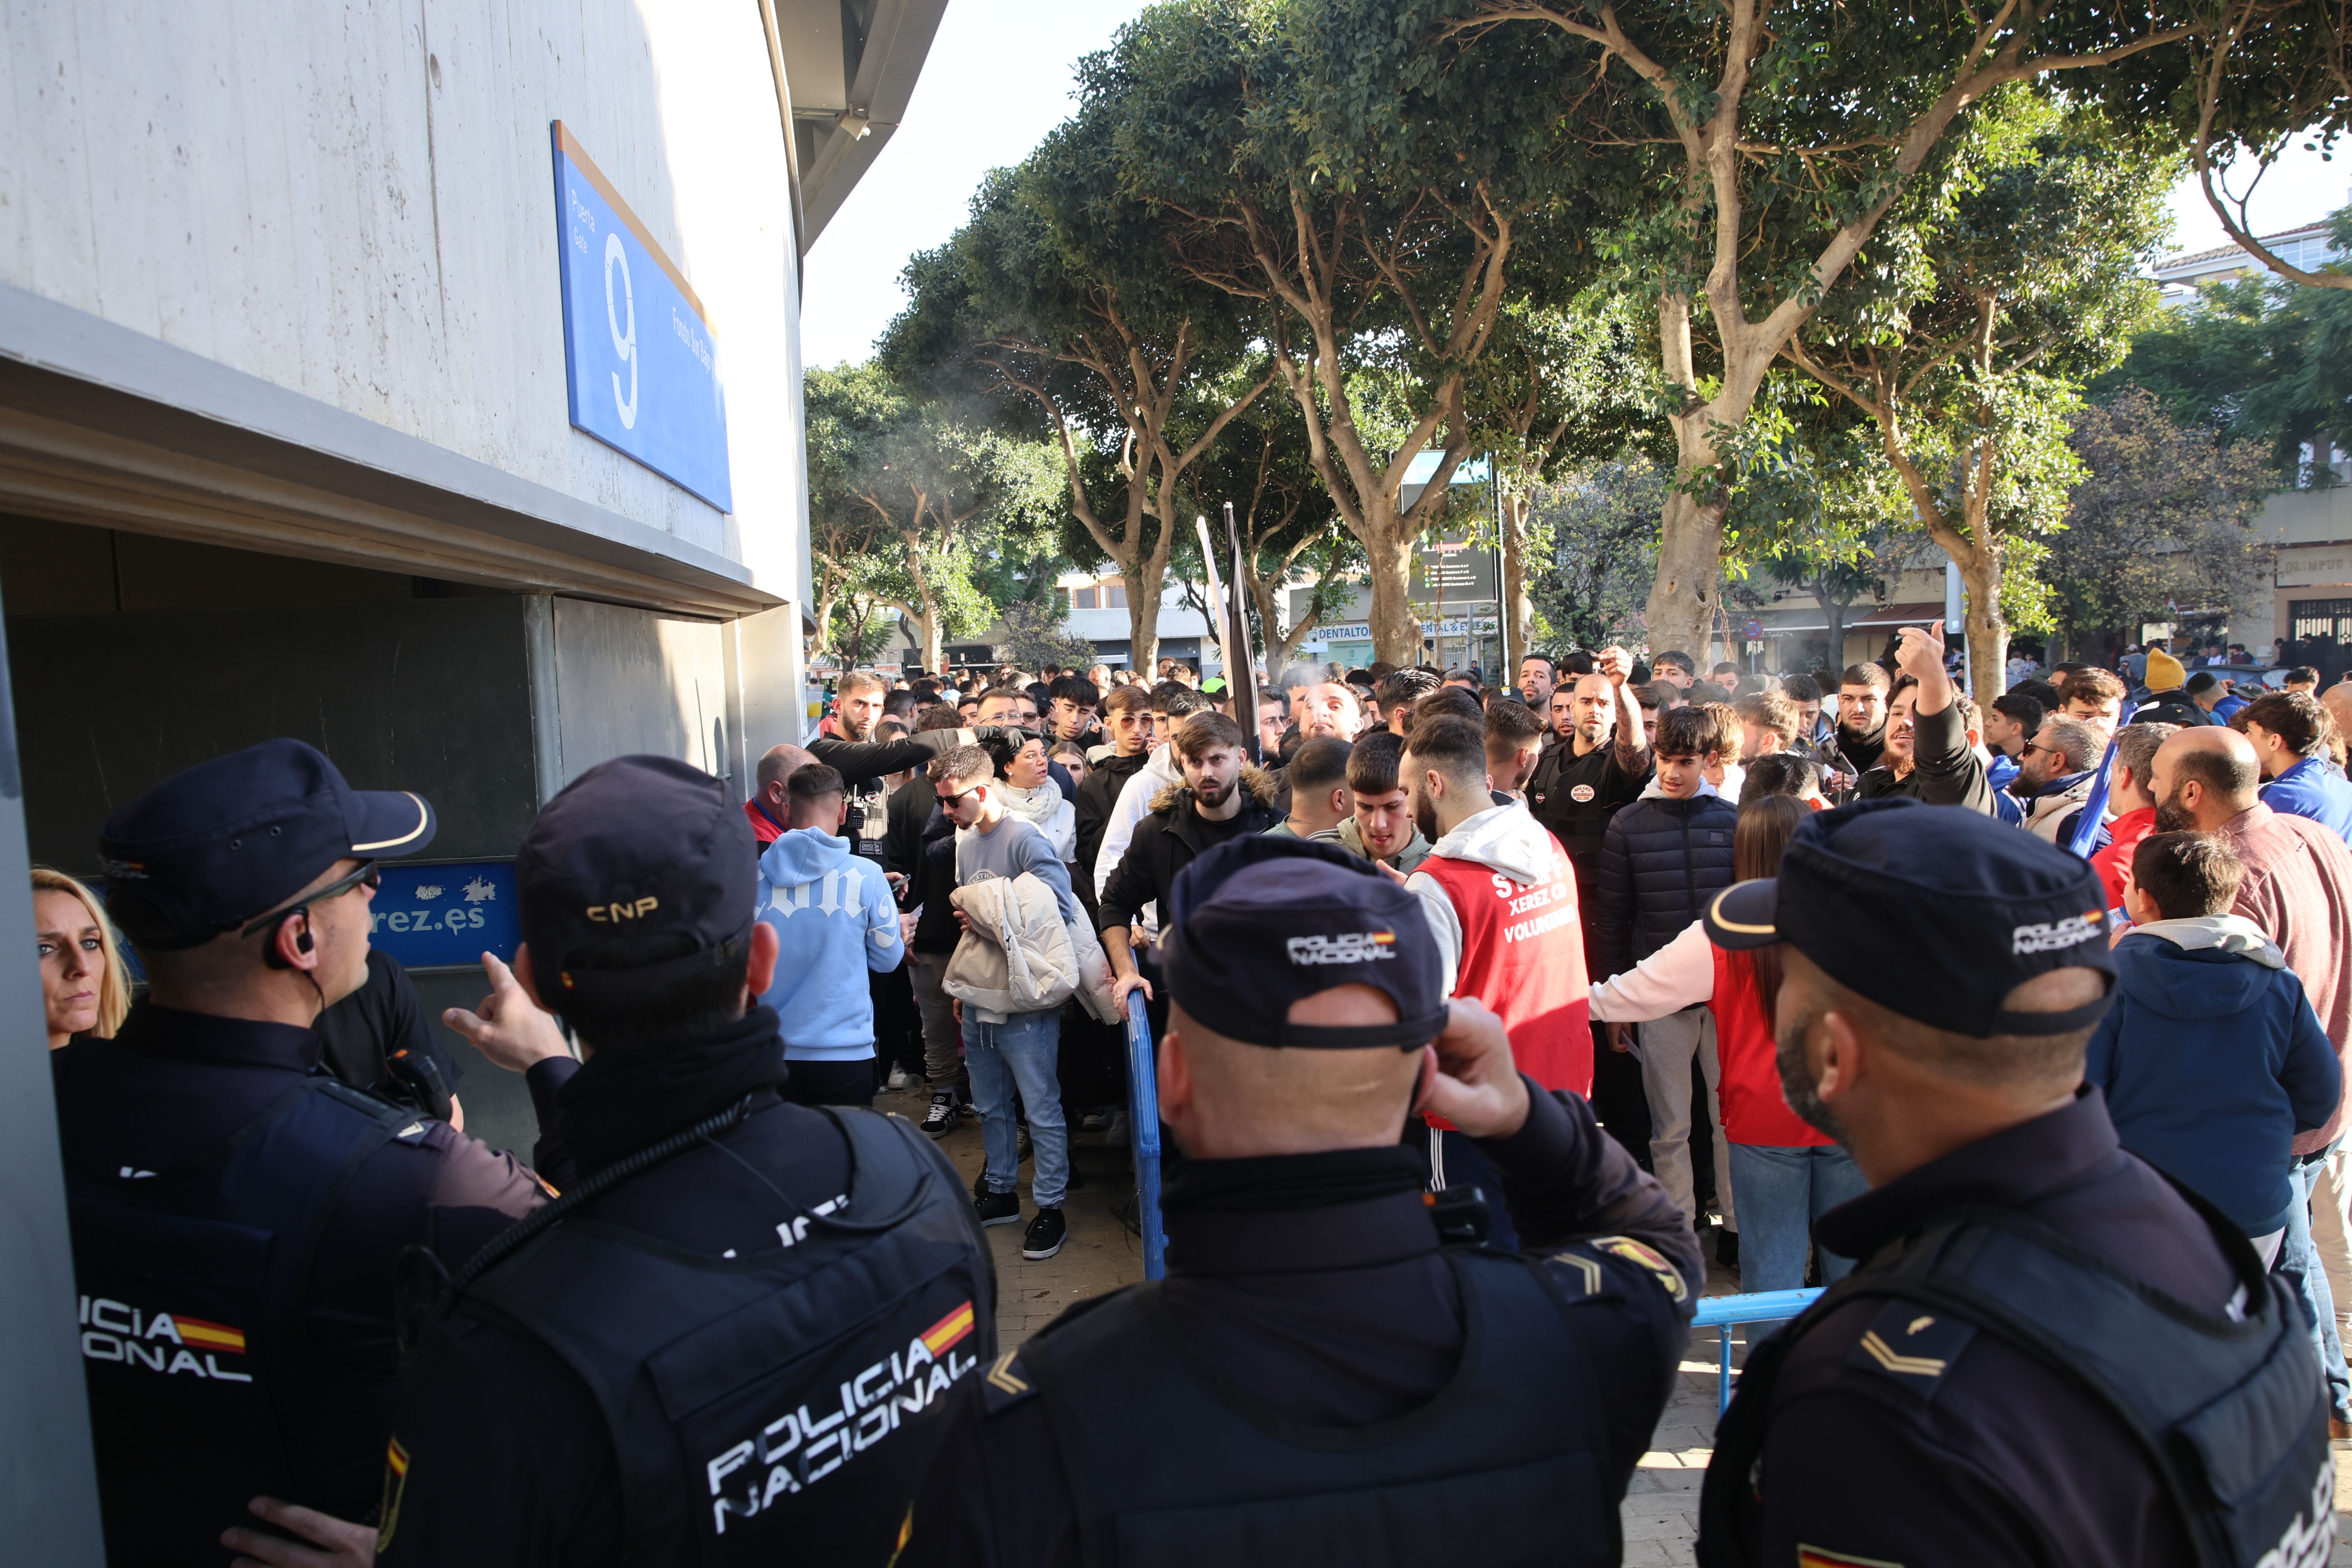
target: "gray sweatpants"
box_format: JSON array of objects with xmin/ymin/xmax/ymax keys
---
[
  {"xmin": 908, "ymin": 951, "xmax": 963, "ymax": 1091},
  {"xmin": 1638, "ymin": 1008, "xmax": 1735, "ymax": 1231}
]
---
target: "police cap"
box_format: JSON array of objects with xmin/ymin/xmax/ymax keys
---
[
  {"xmin": 1162, "ymin": 837, "xmax": 1446, "ymax": 1049},
  {"xmin": 516, "ymin": 754, "xmax": 757, "ymax": 1005},
  {"xmin": 99, "ymin": 738, "xmax": 436, "ymax": 949},
  {"xmin": 1704, "ymin": 797, "xmax": 2115, "ymax": 1038}
]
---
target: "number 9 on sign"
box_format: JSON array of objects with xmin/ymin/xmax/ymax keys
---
[{"xmin": 604, "ymin": 231, "xmax": 638, "ymax": 430}]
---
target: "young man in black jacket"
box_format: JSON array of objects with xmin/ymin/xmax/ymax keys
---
[
  {"xmin": 1855, "ymin": 624, "xmax": 1993, "ymax": 814},
  {"xmin": 1593, "ymin": 706, "xmax": 1739, "ymax": 1233},
  {"xmin": 887, "ymin": 707, "xmax": 974, "ymax": 1135},
  {"xmin": 1072, "ymin": 683, "xmax": 1154, "ymax": 909}
]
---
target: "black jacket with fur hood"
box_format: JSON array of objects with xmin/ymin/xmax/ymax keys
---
[{"xmin": 1095, "ymin": 767, "xmax": 1283, "ymax": 935}]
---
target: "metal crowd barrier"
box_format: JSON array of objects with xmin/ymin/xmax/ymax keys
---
[
  {"xmin": 1691, "ymin": 1288, "xmax": 1822, "ymax": 1414},
  {"xmin": 1123, "ymin": 992, "xmax": 1166, "ymax": 1279}
]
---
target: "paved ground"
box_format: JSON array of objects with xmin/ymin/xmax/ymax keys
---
[{"xmin": 884, "ymin": 1084, "xmax": 2352, "ymax": 1563}]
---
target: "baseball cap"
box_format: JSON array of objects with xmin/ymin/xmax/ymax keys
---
[
  {"xmin": 516, "ymin": 755, "xmax": 759, "ymax": 1005},
  {"xmin": 1703, "ymin": 798, "xmax": 2114, "ymax": 1038},
  {"xmin": 1161, "ymin": 837, "xmax": 1445, "ymax": 1049},
  {"xmin": 100, "ymin": 739, "xmax": 436, "ymax": 949}
]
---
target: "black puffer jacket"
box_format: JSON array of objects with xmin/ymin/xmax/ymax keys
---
[
  {"xmin": 1096, "ymin": 768, "xmax": 1283, "ymax": 935},
  {"xmin": 1591, "ymin": 793, "xmax": 1739, "ymax": 982}
]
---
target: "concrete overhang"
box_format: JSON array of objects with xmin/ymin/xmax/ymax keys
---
[
  {"xmin": 771, "ymin": 0, "xmax": 951, "ymax": 247},
  {"xmin": 0, "ymin": 282, "xmax": 782, "ymax": 620}
]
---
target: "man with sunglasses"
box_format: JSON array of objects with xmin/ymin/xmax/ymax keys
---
[{"xmin": 52, "ymin": 739, "xmax": 547, "ymax": 1566}]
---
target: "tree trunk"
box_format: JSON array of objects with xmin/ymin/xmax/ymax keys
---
[
  {"xmin": 811, "ymin": 588, "xmax": 837, "ymax": 658},
  {"xmin": 1128, "ymin": 570, "xmax": 1163, "ymax": 677},
  {"xmin": 1957, "ymin": 546, "xmax": 2008, "ymax": 701},
  {"xmin": 1646, "ymin": 480, "xmax": 1725, "ymax": 666},
  {"xmin": 1365, "ymin": 525, "xmax": 1422, "ymax": 667},
  {"xmin": 1501, "ymin": 492, "xmax": 1533, "ymax": 667}
]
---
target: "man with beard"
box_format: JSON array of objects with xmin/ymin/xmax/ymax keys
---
[
  {"xmin": 1519, "ymin": 651, "xmax": 1557, "ymax": 712},
  {"xmin": 1294, "ymin": 680, "xmax": 1367, "ymax": 743},
  {"xmin": 809, "ymin": 670, "xmax": 993, "ymax": 867},
  {"xmin": 1823, "ymin": 663, "xmax": 1891, "ymax": 792},
  {"xmin": 1101, "ymin": 713, "xmax": 1283, "ymax": 1006},
  {"xmin": 2013, "ymin": 715, "xmax": 2103, "ymax": 843},
  {"xmin": 2148, "ymin": 725, "xmax": 2352, "ymax": 1430},
  {"xmin": 1854, "ymin": 626, "xmax": 1993, "ymax": 812},
  {"xmin": 1400, "ymin": 715, "xmax": 1593, "ymax": 1250},
  {"xmin": 1693, "ymin": 799, "xmax": 2328, "ymax": 1568},
  {"xmin": 1527, "ymin": 648, "xmax": 1654, "ymax": 1159}
]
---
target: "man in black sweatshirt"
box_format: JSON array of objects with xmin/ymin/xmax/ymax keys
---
[{"xmin": 901, "ymin": 837, "xmax": 1698, "ymax": 1566}]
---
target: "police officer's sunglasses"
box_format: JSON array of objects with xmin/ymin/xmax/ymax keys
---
[{"xmin": 239, "ymin": 860, "xmax": 381, "ymax": 938}]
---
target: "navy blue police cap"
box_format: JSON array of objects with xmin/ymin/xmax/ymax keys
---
[
  {"xmin": 516, "ymin": 755, "xmax": 758, "ymax": 1007},
  {"xmin": 1702, "ymin": 797, "xmax": 2114, "ymax": 1038},
  {"xmin": 1162, "ymin": 837, "xmax": 1446, "ymax": 1049},
  {"xmin": 99, "ymin": 738, "xmax": 436, "ymax": 950}
]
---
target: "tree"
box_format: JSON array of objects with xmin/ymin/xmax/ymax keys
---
[
  {"xmin": 1103, "ymin": 0, "xmax": 1597, "ymax": 664},
  {"xmin": 1525, "ymin": 457, "xmax": 1665, "ymax": 652},
  {"xmin": 1780, "ymin": 96, "xmax": 2176, "ymax": 694},
  {"xmin": 885, "ymin": 108, "xmax": 1274, "ymax": 675},
  {"xmin": 995, "ymin": 598, "xmax": 1099, "ymax": 674},
  {"xmin": 803, "ymin": 363, "xmax": 1014, "ymax": 674},
  {"xmin": 2048, "ymin": 386, "xmax": 2280, "ymax": 653},
  {"xmin": 1444, "ymin": 0, "xmax": 2203, "ymax": 661},
  {"xmin": 2103, "ymin": 269, "xmax": 2352, "ymax": 483}
]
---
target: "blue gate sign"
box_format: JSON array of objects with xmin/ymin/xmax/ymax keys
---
[
  {"xmin": 367, "ymin": 860, "xmax": 521, "ymax": 971},
  {"xmin": 550, "ymin": 122, "xmax": 733, "ymax": 512}
]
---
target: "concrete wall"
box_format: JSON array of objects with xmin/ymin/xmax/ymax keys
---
[{"xmin": 0, "ymin": 0, "xmax": 806, "ymax": 619}]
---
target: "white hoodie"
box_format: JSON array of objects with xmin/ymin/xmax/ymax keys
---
[
  {"xmin": 1404, "ymin": 800, "xmax": 1559, "ymax": 994},
  {"xmin": 1093, "ymin": 744, "xmax": 1185, "ymax": 935}
]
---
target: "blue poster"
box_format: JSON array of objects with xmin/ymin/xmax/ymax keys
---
[
  {"xmin": 365, "ymin": 860, "xmax": 521, "ymax": 971},
  {"xmin": 551, "ymin": 122, "xmax": 734, "ymax": 512}
]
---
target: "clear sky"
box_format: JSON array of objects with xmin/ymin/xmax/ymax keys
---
[
  {"xmin": 800, "ymin": 0, "xmax": 1155, "ymax": 370},
  {"xmin": 804, "ymin": 8, "xmax": 2350, "ymax": 370}
]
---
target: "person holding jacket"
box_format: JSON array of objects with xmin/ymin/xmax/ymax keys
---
[
  {"xmin": 1589, "ymin": 796, "xmax": 1867, "ymax": 1290},
  {"xmin": 1593, "ymin": 705, "xmax": 1740, "ymax": 1234},
  {"xmin": 2087, "ymin": 831, "xmax": 2339, "ymax": 1265},
  {"xmin": 753, "ymin": 764, "xmax": 905, "ymax": 1107}
]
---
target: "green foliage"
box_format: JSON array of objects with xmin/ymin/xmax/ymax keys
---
[
  {"xmin": 994, "ymin": 599, "xmax": 1099, "ymax": 673},
  {"xmin": 1526, "ymin": 457, "xmax": 1666, "ymax": 651},
  {"xmin": 2047, "ymin": 386, "xmax": 2280, "ymax": 646},
  {"xmin": 2100, "ymin": 255, "xmax": 2352, "ymax": 484}
]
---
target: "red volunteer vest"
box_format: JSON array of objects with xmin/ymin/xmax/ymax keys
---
[
  {"xmin": 1706, "ymin": 946, "xmax": 1833, "ymax": 1148},
  {"xmin": 1417, "ymin": 841, "xmax": 1592, "ymax": 1098}
]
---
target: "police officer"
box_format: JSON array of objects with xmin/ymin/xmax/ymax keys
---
[
  {"xmin": 56, "ymin": 738, "xmax": 545, "ymax": 1565},
  {"xmin": 903, "ymin": 836, "xmax": 1700, "ymax": 1566},
  {"xmin": 1696, "ymin": 799, "xmax": 2330, "ymax": 1567},
  {"xmin": 377, "ymin": 754, "xmax": 994, "ymax": 1566}
]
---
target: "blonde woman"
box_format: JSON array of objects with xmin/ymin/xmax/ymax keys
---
[{"xmin": 32, "ymin": 867, "xmax": 131, "ymax": 1050}]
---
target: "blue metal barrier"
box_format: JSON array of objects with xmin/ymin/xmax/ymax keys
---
[
  {"xmin": 1123, "ymin": 993, "xmax": 1166, "ymax": 1279},
  {"xmin": 1691, "ymin": 1289, "xmax": 1822, "ymax": 1414}
]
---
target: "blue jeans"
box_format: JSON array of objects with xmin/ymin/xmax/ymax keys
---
[
  {"xmin": 2280, "ymin": 1156, "xmax": 2352, "ymax": 1420},
  {"xmin": 1726, "ymin": 1142, "xmax": 1869, "ymax": 1293},
  {"xmin": 963, "ymin": 1009, "xmax": 1067, "ymax": 1209}
]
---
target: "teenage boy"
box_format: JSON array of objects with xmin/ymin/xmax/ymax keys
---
[
  {"xmin": 2243, "ymin": 690, "xmax": 2352, "ymax": 844},
  {"xmin": 1336, "ymin": 731, "xmax": 1432, "ymax": 872},
  {"xmin": 1074, "ymin": 683, "xmax": 1155, "ymax": 902},
  {"xmin": 1983, "ymin": 691, "xmax": 2045, "ymax": 795},
  {"xmin": 932, "ymin": 745, "xmax": 1085, "ymax": 1261},
  {"xmin": 1593, "ymin": 706, "xmax": 1739, "ymax": 1230},
  {"xmin": 2088, "ymin": 832, "xmax": 2339, "ymax": 1265}
]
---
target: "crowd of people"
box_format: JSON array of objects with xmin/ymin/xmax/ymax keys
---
[{"xmin": 27, "ymin": 626, "xmax": 2352, "ymax": 1566}]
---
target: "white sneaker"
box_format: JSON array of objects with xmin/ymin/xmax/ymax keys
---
[{"xmin": 886, "ymin": 1067, "xmax": 917, "ymax": 1091}]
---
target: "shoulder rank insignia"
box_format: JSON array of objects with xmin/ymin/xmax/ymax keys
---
[
  {"xmin": 1845, "ymin": 1299, "xmax": 1976, "ymax": 1399},
  {"xmin": 982, "ymin": 1351, "xmax": 1037, "ymax": 1414},
  {"xmin": 1589, "ymin": 1235, "xmax": 1690, "ymax": 1303}
]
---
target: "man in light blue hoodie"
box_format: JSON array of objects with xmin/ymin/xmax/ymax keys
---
[{"xmin": 755, "ymin": 764, "xmax": 906, "ymax": 1106}]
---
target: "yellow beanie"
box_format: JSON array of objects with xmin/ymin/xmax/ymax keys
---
[{"xmin": 2145, "ymin": 648, "xmax": 2186, "ymax": 693}]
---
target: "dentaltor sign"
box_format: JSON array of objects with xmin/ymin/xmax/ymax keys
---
[{"xmin": 551, "ymin": 121, "xmax": 734, "ymax": 512}]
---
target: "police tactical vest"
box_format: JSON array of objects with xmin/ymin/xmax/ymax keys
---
[
  {"xmin": 455, "ymin": 1105, "xmax": 992, "ymax": 1565},
  {"xmin": 1698, "ymin": 1203, "xmax": 2332, "ymax": 1568},
  {"xmin": 65, "ymin": 1074, "xmax": 420, "ymax": 1566},
  {"xmin": 1025, "ymin": 1248, "xmax": 1620, "ymax": 1568}
]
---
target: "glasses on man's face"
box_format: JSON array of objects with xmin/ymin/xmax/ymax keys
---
[
  {"xmin": 2022, "ymin": 741, "xmax": 2059, "ymax": 758},
  {"xmin": 239, "ymin": 860, "xmax": 381, "ymax": 939},
  {"xmin": 936, "ymin": 786, "xmax": 981, "ymax": 809}
]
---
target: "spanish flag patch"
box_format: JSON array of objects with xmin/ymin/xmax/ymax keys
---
[
  {"xmin": 169, "ymin": 1315, "xmax": 245, "ymax": 1356},
  {"xmin": 1797, "ymin": 1549, "xmax": 1904, "ymax": 1568},
  {"xmin": 376, "ymin": 1437, "xmax": 410, "ymax": 1554},
  {"xmin": 921, "ymin": 1301, "xmax": 975, "ymax": 1357}
]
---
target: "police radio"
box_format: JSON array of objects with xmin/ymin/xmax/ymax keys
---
[{"xmin": 379, "ymin": 1046, "xmax": 454, "ymax": 1125}]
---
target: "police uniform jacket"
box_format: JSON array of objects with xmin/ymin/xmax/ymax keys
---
[
  {"xmin": 899, "ymin": 1083, "xmax": 1703, "ymax": 1567},
  {"xmin": 53, "ymin": 1004, "xmax": 545, "ymax": 1549},
  {"xmin": 1706, "ymin": 1089, "xmax": 2257, "ymax": 1568}
]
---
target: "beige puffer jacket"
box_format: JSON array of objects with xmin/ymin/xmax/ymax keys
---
[{"xmin": 944, "ymin": 873, "xmax": 1079, "ymax": 1022}]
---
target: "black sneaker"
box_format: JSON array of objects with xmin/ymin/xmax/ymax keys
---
[
  {"xmin": 975, "ymin": 1187, "xmax": 1021, "ymax": 1227},
  {"xmin": 1022, "ymin": 1206, "xmax": 1067, "ymax": 1259},
  {"xmin": 921, "ymin": 1093, "xmax": 957, "ymax": 1138}
]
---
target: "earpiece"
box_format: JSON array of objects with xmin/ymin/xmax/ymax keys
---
[{"xmin": 296, "ymin": 928, "xmax": 314, "ymax": 954}]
